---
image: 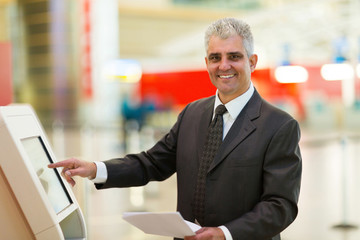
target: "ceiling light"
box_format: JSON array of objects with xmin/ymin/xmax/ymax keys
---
[
  {"xmin": 321, "ymin": 63, "xmax": 354, "ymax": 81},
  {"xmin": 103, "ymin": 59, "xmax": 142, "ymax": 83},
  {"xmin": 275, "ymin": 65, "xmax": 308, "ymax": 83}
]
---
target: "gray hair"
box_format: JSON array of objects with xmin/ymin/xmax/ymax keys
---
[{"xmin": 204, "ymin": 18, "xmax": 254, "ymax": 57}]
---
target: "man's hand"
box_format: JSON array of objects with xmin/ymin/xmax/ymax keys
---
[
  {"xmin": 184, "ymin": 227, "xmax": 225, "ymax": 240},
  {"xmin": 48, "ymin": 158, "xmax": 97, "ymax": 187}
]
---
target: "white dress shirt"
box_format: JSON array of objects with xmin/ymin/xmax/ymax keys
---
[
  {"xmin": 92, "ymin": 82, "xmax": 255, "ymax": 239},
  {"xmin": 214, "ymin": 82, "xmax": 254, "ymax": 140}
]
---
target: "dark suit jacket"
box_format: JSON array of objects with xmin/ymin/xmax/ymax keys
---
[{"xmin": 96, "ymin": 89, "xmax": 302, "ymax": 240}]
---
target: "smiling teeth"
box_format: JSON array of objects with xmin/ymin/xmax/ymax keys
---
[{"xmin": 219, "ymin": 74, "xmax": 235, "ymax": 79}]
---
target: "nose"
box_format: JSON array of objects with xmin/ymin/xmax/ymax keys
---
[{"xmin": 219, "ymin": 58, "xmax": 231, "ymax": 71}]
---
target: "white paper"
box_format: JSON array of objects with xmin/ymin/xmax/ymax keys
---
[
  {"xmin": 184, "ymin": 219, "xmax": 202, "ymax": 232},
  {"xmin": 122, "ymin": 212, "xmax": 201, "ymax": 238}
]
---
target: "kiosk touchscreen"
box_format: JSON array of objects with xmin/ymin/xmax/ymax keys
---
[{"xmin": 0, "ymin": 105, "xmax": 86, "ymax": 240}]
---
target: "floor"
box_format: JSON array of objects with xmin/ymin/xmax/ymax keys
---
[{"xmin": 47, "ymin": 124, "xmax": 360, "ymax": 240}]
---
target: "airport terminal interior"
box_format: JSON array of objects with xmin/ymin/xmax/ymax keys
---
[{"xmin": 1, "ymin": 0, "xmax": 360, "ymax": 239}]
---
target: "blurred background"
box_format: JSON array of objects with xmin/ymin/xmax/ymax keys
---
[{"xmin": 1, "ymin": 0, "xmax": 360, "ymax": 239}]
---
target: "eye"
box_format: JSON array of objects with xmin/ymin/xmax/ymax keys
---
[
  {"xmin": 208, "ymin": 54, "xmax": 220, "ymax": 62},
  {"xmin": 229, "ymin": 54, "xmax": 242, "ymax": 60}
]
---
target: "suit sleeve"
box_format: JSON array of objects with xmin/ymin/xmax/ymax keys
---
[
  {"xmin": 225, "ymin": 118, "xmax": 302, "ymax": 240},
  {"xmin": 95, "ymin": 106, "xmax": 187, "ymax": 189}
]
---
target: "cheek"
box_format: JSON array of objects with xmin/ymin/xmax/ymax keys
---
[
  {"xmin": 208, "ymin": 68, "xmax": 219, "ymax": 80},
  {"xmin": 207, "ymin": 64, "xmax": 217, "ymax": 73}
]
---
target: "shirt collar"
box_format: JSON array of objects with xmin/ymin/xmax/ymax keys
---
[{"xmin": 214, "ymin": 81, "xmax": 255, "ymax": 120}]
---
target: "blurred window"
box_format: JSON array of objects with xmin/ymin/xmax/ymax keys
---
[{"xmin": 172, "ymin": 0, "xmax": 261, "ymax": 9}]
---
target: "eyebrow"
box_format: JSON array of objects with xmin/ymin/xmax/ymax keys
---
[
  {"xmin": 208, "ymin": 53, "xmax": 220, "ymax": 57},
  {"xmin": 227, "ymin": 52, "xmax": 243, "ymax": 56},
  {"xmin": 208, "ymin": 52, "xmax": 244, "ymax": 57}
]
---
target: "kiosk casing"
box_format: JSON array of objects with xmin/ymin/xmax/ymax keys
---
[{"xmin": 0, "ymin": 105, "xmax": 86, "ymax": 240}]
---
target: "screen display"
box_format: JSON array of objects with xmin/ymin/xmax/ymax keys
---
[{"xmin": 21, "ymin": 137, "xmax": 72, "ymax": 214}]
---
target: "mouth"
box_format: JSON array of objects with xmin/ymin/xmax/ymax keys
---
[{"xmin": 218, "ymin": 74, "xmax": 236, "ymax": 79}]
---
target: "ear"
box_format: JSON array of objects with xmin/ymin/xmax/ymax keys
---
[
  {"xmin": 205, "ymin": 56, "xmax": 209, "ymax": 67},
  {"xmin": 249, "ymin": 54, "xmax": 258, "ymax": 72}
]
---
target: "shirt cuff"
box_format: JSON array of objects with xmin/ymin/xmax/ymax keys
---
[
  {"xmin": 91, "ymin": 161, "xmax": 108, "ymax": 184},
  {"xmin": 218, "ymin": 226, "xmax": 233, "ymax": 240}
]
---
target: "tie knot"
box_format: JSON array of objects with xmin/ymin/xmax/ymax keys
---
[{"xmin": 215, "ymin": 104, "xmax": 227, "ymax": 115}]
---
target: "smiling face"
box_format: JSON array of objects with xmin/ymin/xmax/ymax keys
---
[{"xmin": 205, "ymin": 34, "xmax": 258, "ymax": 104}]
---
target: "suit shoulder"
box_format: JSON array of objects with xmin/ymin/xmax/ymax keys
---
[
  {"xmin": 175, "ymin": 96, "xmax": 214, "ymax": 123},
  {"xmin": 262, "ymin": 100, "xmax": 294, "ymax": 119},
  {"xmin": 249, "ymin": 90, "xmax": 296, "ymax": 123},
  {"xmin": 189, "ymin": 96, "xmax": 214, "ymax": 107},
  {"xmin": 257, "ymin": 98, "xmax": 298, "ymax": 129},
  {"xmin": 183, "ymin": 96, "xmax": 214, "ymax": 111}
]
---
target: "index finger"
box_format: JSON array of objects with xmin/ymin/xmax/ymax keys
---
[{"xmin": 48, "ymin": 159, "xmax": 74, "ymax": 169}]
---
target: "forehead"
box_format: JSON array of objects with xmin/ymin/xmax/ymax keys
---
[{"xmin": 207, "ymin": 35, "xmax": 246, "ymax": 55}]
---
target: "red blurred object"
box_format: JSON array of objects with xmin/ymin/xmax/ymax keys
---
[
  {"xmin": 139, "ymin": 65, "xmax": 352, "ymax": 120},
  {"xmin": 80, "ymin": 0, "xmax": 93, "ymax": 99},
  {"xmin": 140, "ymin": 70, "xmax": 215, "ymax": 109},
  {"xmin": 0, "ymin": 42, "xmax": 13, "ymax": 106},
  {"xmin": 139, "ymin": 68, "xmax": 305, "ymax": 111}
]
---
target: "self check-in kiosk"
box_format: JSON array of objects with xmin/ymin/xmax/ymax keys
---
[{"xmin": 0, "ymin": 105, "xmax": 86, "ymax": 240}]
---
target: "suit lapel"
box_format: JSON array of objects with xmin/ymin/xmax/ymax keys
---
[
  {"xmin": 197, "ymin": 98, "xmax": 215, "ymax": 161},
  {"xmin": 208, "ymin": 90, "xmax": 262, "ymax": 173}
]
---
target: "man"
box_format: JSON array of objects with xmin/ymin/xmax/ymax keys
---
[{"xmin": 49, "ymin": 18, "xmax": 302, "ymax": 240}]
